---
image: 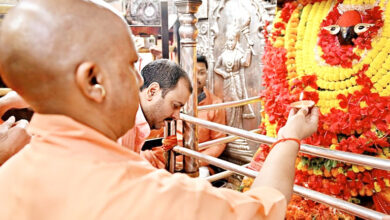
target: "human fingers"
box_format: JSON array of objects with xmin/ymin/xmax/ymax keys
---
[
  {"xmin": 307, "ymin": 107, "xmax": 319, "ymax": 134},
  {"xmin": 277, "ymin": 127, "xmax": 284, "ymax": 139},
  {"xmin": 294, "ymin": 107, "xmax": 319, "ymax": 139},
  {"xmin": 1, "ymin": 116, "xmax": 15, "ymax": 129},
  {"xmin": 297, "ymin": 107, "xmax": 309, "ymax": 116},
  {"xmin": 3, "ymin": 124, "xmax": 30, "ymax": 156},
  {"xmin": 288, "ymin": 108, "xmax": 295, "ymax": 119},
  {"xmin": 309, "ymin": 107, "xmax": 319, "ymax": 122},
  {"xmin": 15, "ymin": 119, "xmax": 29, "ymax": 129},
  {"xmin": 0, "ymin": 116, "xmax": 16, "ymax": 137},
  {"xmin": 9, "ymin": 120, "xmax": 29, "ymax": 137}
]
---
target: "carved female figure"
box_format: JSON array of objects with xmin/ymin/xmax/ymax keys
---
[{"xmin": 214, "ymin": 26, "xmax": 255, "ymax": 129}]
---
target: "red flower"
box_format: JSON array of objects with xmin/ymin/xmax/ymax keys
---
[
  {"xmin": 301, "ymin": 75, "xmax": 318, "ymax": 89},
  {"xmin": 330, "ymin": 183, "xmax": 341, "ymax": 195},
  {"xmin": 280, "ymin": 2, "xmax": 298, "ymax": 23},
  {"xmin": 346, "ymin": 170, "xmax": 356, "ymax": 180}
]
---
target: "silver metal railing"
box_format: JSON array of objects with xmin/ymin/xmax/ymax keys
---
[
  {"xmin": 180, "ymin": 113, "xmax": 390, "ymax": 171},
  {"xmin": 173, "ymin": 146, "xmax": 389, "ymax": 220},
  {"xmin": 198, "ymin": 96, "xmax": 261, "ymax": 111},
  {"xmin": 206, "ymin": 164, "xmax": 250, "ymax": 182},
  {"xmin": 199, "ymin": 129, "xmax": 261, "ymax": 151}
]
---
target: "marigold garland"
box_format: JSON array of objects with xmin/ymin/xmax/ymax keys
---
[{"xmin": 241, "ymin": 0, "xmax": 390, "ymax": 217}]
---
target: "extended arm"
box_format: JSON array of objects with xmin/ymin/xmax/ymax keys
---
[{"xmin": 251, "ymin": 107, "xmax": 319, "ymax": 202}]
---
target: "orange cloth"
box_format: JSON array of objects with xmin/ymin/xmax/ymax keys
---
[
  {"xmin": 197, "ymin": 87, "xmax": 227, "ymax": 166},
  {"xmin": 118, "ymin": 106, "xmax": 165, "ymax": 168},
  {"xmin": 141, "ymin": 146, "xmax": 166, "ymax": 169},
  {"xmin": 148, "ymin": 127, "xmax": 164, "ymax": 139},
  {"xmin": 118, "ymin": 106, "xmax": 150, "ymax": 153},
  {"xmin": 0, "ymin": 113, "xmax": 287, "ymax": 219}
]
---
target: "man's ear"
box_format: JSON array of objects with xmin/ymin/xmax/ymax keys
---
[
  {"xmin": 146, "ymin": 82, "xmax": 161, "ymax": 101},
  {"xmin": 75, "ymin": 62, "xmax": 105, "ymax": 103}
]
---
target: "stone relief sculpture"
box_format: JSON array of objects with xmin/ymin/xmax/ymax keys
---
[
  {"xmin": 196, "ymin": 0, "xmax": 276, "ymax": 164},
  {"xmin": 123, "ymin": 0, "xmax": 161, "ymax": 25},
  {"xmin": 214, "ymin": 18, "xmax": 255, "ymax": 129}
]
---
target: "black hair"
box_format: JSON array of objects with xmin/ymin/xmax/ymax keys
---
[
  {"xmin": 0, "ymin": 77, "xmax": 6, "ymax": 88},
  {"xmin": 140, "ymin": 59, "xmax": 193, "ymax": 97},
  {"xmin": 196, "ymin": 54, "xmax": 208, "ymax": 69}
]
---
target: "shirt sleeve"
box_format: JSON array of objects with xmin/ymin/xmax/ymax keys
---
[
  {"xmin": 98, "ymin": 166, "xmax": 287, "ymax": 220},
  {"xmin": 140, "ymin": 147, "xmax": 166, "ymax": 169}
]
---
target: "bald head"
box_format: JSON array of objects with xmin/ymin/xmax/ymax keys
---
[
  {"xmin": 0, "ymin": 0, "xmax": 143, "ymax": 139},
  {"xmin": 1, "ymin": 0, "xmax": 128, "ymax": 104}
]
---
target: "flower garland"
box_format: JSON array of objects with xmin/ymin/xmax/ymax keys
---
[
  {"xmin": 242, "ymin": 0, "xmax": 390, "ymax": 217},
  {"xmin": 285, "ymin": 4, "xmax": 303, "ymax": 79},
  {"xmin": 293, "ymin": 0, "xmax": 389, "ymax": 115},
  {"xmin": 287, "ymin": 195, "xmax": 355, "ymax": 219}
]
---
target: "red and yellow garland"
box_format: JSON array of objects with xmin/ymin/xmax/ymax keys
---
[{"xmin": 241, "ymin": 0, "xmax": 390, "ymax": 217}]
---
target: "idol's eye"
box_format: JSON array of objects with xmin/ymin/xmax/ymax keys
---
[
  {"xmin": 323, "ymin": 25, "xmax": 341, "ymax": 35},
  {"xmin": 354, "ymin": 23, "xmax": 374, "ymax": 34}
]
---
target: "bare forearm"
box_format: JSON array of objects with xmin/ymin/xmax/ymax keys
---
[
  {"xmin": 250, "ymin": 107, "xmax": 319, "ymax": 202},
  {"xmin": 252, "ymin": 140, "xmax": 299, "ymax": 202}
]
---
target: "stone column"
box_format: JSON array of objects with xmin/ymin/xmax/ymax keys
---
[{"xmin": 175, "ymin": 0, "xmax": 202, "ymax": 177}]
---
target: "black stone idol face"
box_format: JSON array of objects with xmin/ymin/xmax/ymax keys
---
[{"xmin": 322, "ymin": 10, "xmax": 374, "ymax": 46}]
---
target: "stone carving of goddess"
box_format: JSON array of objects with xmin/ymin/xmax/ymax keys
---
[{"xmin": 214, "ymin": 20, "xmax": 255, "ymax": 129}]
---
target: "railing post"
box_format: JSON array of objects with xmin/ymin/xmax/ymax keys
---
[
  {"xmin": 164, "ymin": 120, "xmax": 176, "ymax": 173},
  {"xmin": 175, "ymin": 0, "xmax": 202, "ymax": 177}
]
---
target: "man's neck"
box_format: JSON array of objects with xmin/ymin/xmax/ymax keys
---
[
  {"xmin": 197, "ymin": 86, "xmax": 204, "ymax": 97},
  {"xmin": 198, "ymin": 90, "xmax": 206, "ymax": 104},
  {"xmin": 139, "ymin": 93, "xmax": 152, "ymax": 128},
  {"xmin": 139, "ymin": 105, "xmax": 152, "ymax": 128}
]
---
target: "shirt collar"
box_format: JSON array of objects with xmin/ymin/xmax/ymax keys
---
[
  {"xmin": 199, "ymin": 87, "xmax": 213, "ymax": 106},
  {"xmin": 136, "ymin": 106, "xmax": 151, "ymax": 138},
  {"xmin": 28, "ymin": 113, "xmax": 137, "ymax": 158}
]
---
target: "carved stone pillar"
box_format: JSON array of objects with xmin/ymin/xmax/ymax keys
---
[{"xmin": 175, "ymin": 0, "xmax": 202, "ymax": 176}]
